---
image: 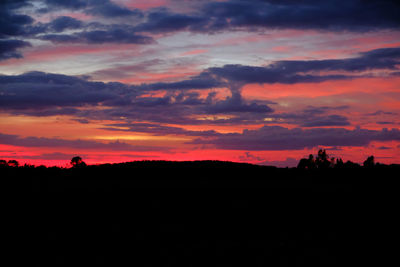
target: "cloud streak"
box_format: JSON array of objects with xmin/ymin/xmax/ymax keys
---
[
  {"xmin": 191, "ymin": 126, "xmax": 400, "ymax": 151},
  {"xmin": 0, "ymin": 132, "xmax": 163, "ymax": 151}
]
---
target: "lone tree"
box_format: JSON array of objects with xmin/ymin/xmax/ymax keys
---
[
  {"xmin": 363, "ymin": 156, "xmax": 375, "ymax": 168},
  {"xmin": 70, "ymin": 156, "xmax": 87, "ymax": 168}
]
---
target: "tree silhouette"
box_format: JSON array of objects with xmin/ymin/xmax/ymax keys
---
[
  {"xmin": 0, "ymin": 159, "xmax": 8, "ymax": 167},
  {"xmin": 334, "ymin": 158, "xmax": 344, "ymax": 168},
  {"xmin": 363, "ymin": 156, "xmax": 375, "ymax": 168},
  {"xmin": 297, "ymin": 150, "xmax": 346, "ymax": 169},
  {"xmin": 7, "ymin": 160, "xmax": 19, "ymax": 167},
  {"xmin": 297, "ymin": 154, "xmax": 317, "ymax": 169},
  {"xmin": 70, "ymin": 156, "xmax": 87, "ymax": 168},
  {"xmin": 316, "ymin": 149, "xmax": 331, "ymax": 169}
]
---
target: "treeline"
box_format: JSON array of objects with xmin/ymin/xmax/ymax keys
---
[
  {"xmin": 297, "ymin": 149, "xmax": 388, "ymax": 169},
  {"xmin": 1, "ymin": 150, "xmax": 398, "ymax": 170}
]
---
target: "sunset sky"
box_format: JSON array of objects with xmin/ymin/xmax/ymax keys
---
[{"xmin": 1, "ymin": 0, "xmax": 400, "ymax": 167}]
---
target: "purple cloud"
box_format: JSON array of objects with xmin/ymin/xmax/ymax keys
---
[
  {"xmin": 191, "ymin": 126, "xmax": 400, "ymax": 150},
  {"xmin": 0, "ymin": 132, "xmax": 165, "ymax": 151}
]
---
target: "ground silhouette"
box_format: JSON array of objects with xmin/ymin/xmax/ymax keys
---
[{"xmin": 3, "ymin": 153, "xmax": 399, "ymax": 266}]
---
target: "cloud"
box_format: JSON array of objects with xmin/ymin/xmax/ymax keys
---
[
  {"xmin": 102, "ymin": 122, "xmax": 221, "ymax": 137},
  {"xmin": 131, "ymin": 0, "xmax": 400, "ymax": 34},
  {"xmin": 191, "ymin": 126, "xmax": 400, "ymax": 150},
  {"xmin": 86, "ymin": 0, "xmax": 143, "ymax": 18},
  {"xmin": 300, "ymin": 115, "xmax": 350, "ymax": 127},
  {"xmin": 135, "ymin": 9, "xmax": 208, "ymax": 33},
  {"xmin": 0, "ymin": 39, "xmax": 31, "ymax": 61},
  {"xmin": 303, "ymin": 105, "xmax": 350, "ymax": 114},
  {"xmin": 41, "ymin": 28, "xmax": 154, "ymax": 44},
  {"xmin": 258, "ymin": 158, "xmax": 299, "ymax": 168},
  {"xmin": 2, "ymin": 1, "xmax": 399, "ymax": 60},
  {"xmin": 0, "ymin": 1, "xmax": 33, "ymax": 39},
  {"xmin": 3, "ymin": 0, "xmax": 400, "ymax": 44},
  {"xmin": 0, "ymin": 46, "xmax": 398, "ymax": 127},
  {"xmin": 0, "ymin": 132, "xmax": 163, "ymax": 151},
  {"xmin": 131, "ymin": 46, "xmax": 399, "ymax": 92},
  {"xmin": 263, "ymin": 108, "xmax": 353, "ymax": 128},
  {"xmin": 366, "ymin": 110, "xmax": 398, "ymax": 116},
  {"xmin": 270, "ymin": 47, "xmax": 400, "ymax": 73},
  {"xmin": 90, "ymin": 59, "xmax": 163, "ymax": 80},
  {"xmin": 20, "ymin": 152, "xmax": 88, "ymax": 160},
  {"xmin": 200, "ymin": 0, "xmax": 400, "ymax": 32},
  {"xmin": 44, "ymin": 0, "xmax": 143, "ymax": 18},
  {"xmin": 0, "ymin": 46, "xmax": 397, "ymax": 125},
  {"xmin": 0, "ymin": 71, "xmax": 273, "ymax": 127},
  {"xmin": 49, "ymin": 16, "xmax": 83, "ymax": 32},
  {"xmin": 205, "ymin": 92, "xmax": 273, "ymax": 114},
  {"xmin": 140, "ymin": 72, "xmax": 223, "ymax": 91},
  {"xmin": 0, "ymin": 71, "xmax": 138, "ymax": 110},
  {"xmin": 0, "ymin": 1, "xmax": 33, "ymax": 60},
  {"xmin": 204, "ymin": 48, "xmax": 400, "ymax": 84},
  {"xmin": 43, "ymin": 0, "xmax": 88, "ymax": 10},
  {"xmin": 239, "ymin": 152, "xmax": 264, "ymax": 162}
]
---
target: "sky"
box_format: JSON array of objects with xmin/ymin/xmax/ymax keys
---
[{"xmin": 1, "ymin": 0, "xmax": 400, "ymax": 167}]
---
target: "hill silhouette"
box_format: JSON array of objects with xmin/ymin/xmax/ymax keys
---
[{"xmin": 4, "ymin": 156, "xmax": 399, "ymax": 266}]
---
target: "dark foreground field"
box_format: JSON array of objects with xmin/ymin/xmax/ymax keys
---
[{"xmin": 4, "ymin": 161, "xmax": 399, "ymax": 266}]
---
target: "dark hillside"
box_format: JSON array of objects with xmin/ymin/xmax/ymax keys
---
[{"xmin": 4, "ymin": 161, "xmax": 399, "ymax": 266}]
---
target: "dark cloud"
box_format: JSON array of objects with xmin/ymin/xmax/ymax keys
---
[
  {"xmin": 0, "ymin": 46, "xmax": 397, "ymax": 126},
  {"xmin": 0, "ymin": 71, "xmax": 268, "ymax": 127},
  {"xmin": 0, "ymin": 71, "xmax": 138, "ymax": 110},
  {"xmin": 102, "ymin": 122, "xmax": 221, "ymax": 137},
  {"xmin": 206, "ymin": 65, "xmax": 349, "ymax": 85},
  {"xmin": 201, "ymin": 0, "xmax": 400, "ymax": 32},
  {"xmin": 270, "ymin": 47, "xmax": 400, "ymax": 73},
  {"xmin": 205, "ymin": 92, "xmax": 273, "ymax": 114},
  {"xmin": 239, "ymin": 152, "xmax": 264, "ymax": 162},
  {"xmin": 258, "ymin": 157, "xmax": 299, "ymax": 168},
  {"xmin": 202, "ymin": 47, "xmax": 400, "ymax": 85},
  {"xmin": 19, "ymin": 15, "xmax": 85, "ymax": 37},
  {"xmin": 191, "ymin": 126, "xmax": 400, "ymax": 150},
  {"xmin": 136, "ymin": 47, "xmax": 400, "ymax": 92},
  {"xmin": 49, "ymin": 16, "xmax": 83, "ymax": 32},
  {"xmin": 303, "ymin": 105, "xmax": 350, "ymax": 114},
  {"xmin": 79, "ymin": 29, "xmax": 153, "ymax": 44},
  {"xmin": 43, "ymin": 0, "xmax": 88, "ymax": 10},
  {"xmin": 0, "ymin": 39, "xmax": 31, "ymax": 61},
  {"xmin": 86, "ymin": 0, "xmax": 143, "ymax": 18},
  {"xmin": 44, "ymin": 0, "xmax": 143, "ymax": 18},
  {"xmin": 0, "ymin": 132, "xmax": 163, "ymax": 151},
  {"xmin": 141, "ymin": 72, "xmax": 223, "ymax": 91},
  {"xmin": 132, "ymin": 0, "xmax": 400, "ymax": 34},
  {"xmin": 41, "ymin": 28, "xmax": 154, "ymax": 44},
  {"xmin": 0, "ymin": 1, "xmax": 33, "ymax": 38},
  {"xmin": 90, "ymin": 59, "xmax": 163, "ymax": 80},
  {"xmin": 135, "ymin": 9, "xmax": 208, "ymax": 33},
  {"xmin": 0, "ymin": 1, "xmax": 148, "ymax": 58},
  {"xmin": 300, "ymin": 115, "xmax": 350, "ymax": 127},
  {"xmin": 262, "ymin": 109, "xmax": 352, "ymax": 128},
  {"xmin": 366, "ymin": 110, "xmax": 398, "ymax": 116},
  {"xmin": 2, "ymin": 1, "xmax": 399, "ymax": 61},
  {"xmin": 21, "ymin": 152, "xmax": 88, "ymax": 160}
]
